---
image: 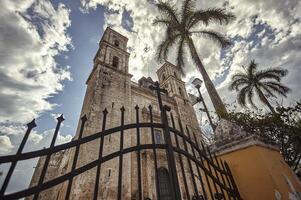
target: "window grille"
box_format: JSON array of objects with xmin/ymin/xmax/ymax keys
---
[
  {"xmin": 112, "ymin": 56, "xmax": 119, "ymax": 68},
  {"xmin": 154, "ymin": 129, "xmax": 163, "ymax": 144},
  {"xmin": 158, "ymin": 168, "xmax": 172, "ymax": 200}
]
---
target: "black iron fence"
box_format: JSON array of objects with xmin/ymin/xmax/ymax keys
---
[{"xmin": 0, "ymin": 82, "xmax": 241, "ymax": 200}]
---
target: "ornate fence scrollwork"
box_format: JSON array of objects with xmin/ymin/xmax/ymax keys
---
[{"xmin": 0, "ymin": 82, "xmax": 241, "ymax": 200}]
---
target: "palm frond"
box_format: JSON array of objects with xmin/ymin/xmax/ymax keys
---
[
  {"xmin": 190, "ymin": 30, "xmax": 231, "ymax": 47},
  {"xmin": 156, "ymin": 1, "xmax": 180, "ymax": 25},
  {"xmin": 188, "ymin": 8, "xmax": 235, "ymax": 28},
  {"xmin": 263, "ymin": 81, "xmax": 291, "ymax": 97},
  {"xmin": 229, "ymin": 78, "xmax": 249, "ymax": 91},
  {"xmin": 247, "ymin": 88, "xmax": 257, "ymax": 108},
  {"xmin": 231, "ymin": 73, "xmax": 248, "ymax": 81},
  {"xmin": 230, "ymin": 59, "xmax": 289, "ymax": 111},
  {"xmin": 247, "ymin": 60, "xmax": 257, "ymax": 77},
  {"xmin": 181, "ymin": 0, "xmax": 195, "ymax": 25},
  {"xmin": 256, "ymin": 68, "xmax": 288, "ymax": 82},
  {"xmin": 254, "ymin": 86, "xmax": 268, "ymax": 104},
  {"xmin": 237, "ymin": 86, "xmax": 251, "ymax": 107},
  {"xmin": 257, "ymin": 73, "xmax": 282, "ymax": 82},
  {"xmin": 259, "ymin": 84, "xmax": 277, "ymax": 98},
  {"xmin": 156, "ymin": 30, "xmax": 181, "ymax": 62},
  {"xmin": 153, "ymin": 17, "xmax": 174, "ymax": 27}
]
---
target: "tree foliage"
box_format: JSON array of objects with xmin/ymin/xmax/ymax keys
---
[
  {"xmin": 226, "ymin": 101, "xmax": 301, "ymax": 170},
  {"xmin": 154, "ymin": 0, "xmax": 234, "ymax": 117},
  {"xmin": 229, "ymin": 60, "xmax": 290, "ymax": 114},
  {"xmin": 154, "ymin": 0, "xmax": 235, "ymax": 71}
]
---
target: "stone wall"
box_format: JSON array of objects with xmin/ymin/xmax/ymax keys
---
[{"xmin": 28, "ymin": 27, "xmax": 204, "ymax": 200}]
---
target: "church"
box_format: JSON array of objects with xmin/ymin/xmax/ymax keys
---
[
  {"xmin": 24, "ymin": 27, "xmax": 301, "ymax": 200},
  {"xmin": 27, "ymin": 27, "xmax": 205, "ymax": 200}
]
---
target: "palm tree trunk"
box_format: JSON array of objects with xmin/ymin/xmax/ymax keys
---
[
  {"xmin": 256, "ymin": 87, "xmax": 276, "ymax": 114},
  {"xmin": 187, "ymin": 37, "xmax": 228, "ymax": 118}
]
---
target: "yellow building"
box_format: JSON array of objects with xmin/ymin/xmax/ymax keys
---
[{"xmin": 213, "ymin": 119, "xmax": 301, "ymax": 200}]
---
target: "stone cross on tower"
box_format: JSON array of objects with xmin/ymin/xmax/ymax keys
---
[{"xmin": 149, "ymin": 81, "xmax": 168, "ymax": 112}]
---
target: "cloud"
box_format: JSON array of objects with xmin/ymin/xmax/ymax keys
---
[
  {"xmin": 0, "ymin": 124, "xmax": 72, "ymax": 193},
  {"xmin": 0, "ymin": 135, "xmax": 14, "ymax": 153},
  {"xmin": 0, "ymin": 0, "xmax": 73, "ymax": 192},
  {"xmin": 80, "ymin": 0, "xmax": 301, "ymax": 116},
  {"xmin": 0, "ymin": 0, "xmax": 72, "ymax": 124},
  {"xmin": 80, "ymin": 0, "xmax": 168, "ymax": 80},
  {"xmin": 0, "ymin": 124, "xmax": 72, "ymax": 154}
]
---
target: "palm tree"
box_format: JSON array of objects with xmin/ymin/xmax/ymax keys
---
[
  {"xmin": 153, "ymin": 0, "xmax": 235, "ymax": 118},
  {"xmin": 229, "ymin": 60, "xmax": 290, "ymax": 114}
]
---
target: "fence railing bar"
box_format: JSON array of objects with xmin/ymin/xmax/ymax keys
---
[
  {"xmin": 186, "ymin": 127, "xmax": 207, "ymax": 200},
  {"xmin": 135, "ymin": 105, "xmax": 142, "ymax": 200},
  {"xmin": 93, "ymin": 109, "xmax": 108, "ymax": 200},
  {"xmin": 65, "ymin": 114, "xmax": 87, "ymax": 200},
  {"xmin": 224, "ymin": 161, "xmax": 241, "ymax": 200},
  {"xmin": 2, "ymin": 144, "xmax": 167, "ymax": 199},
  {"xmin": 177, "ymin": 118, "xmax": 199, "ymax": 198},
  {"xmin": 33, "ymin": 115, "xmax": 65, "ymax": 200},
  {"xmin": 219, "ymin": 159, "xmax": 234, "ymax": 200},
  {"xmin": 162, "ymin": 107, "xmax": 182, "ymax": 200},
  {"xmin": 117, "ymin": 107, "xmax": 125, "ymax": 200},
  {"xmin": 169, "ymin": 146, "xmax": 234, "ymax": 192},
  {"xmin": 169, "ymin": 128, "xmax": 228, "ymax": 175},
  {"xmin": 170, "ymin": 113, "xmax": 190, "ymax": 199},
  {"xmin": 150, "ymin": 81, "xmax": 182, "ymax": 200},
  {"xmin": 213, "ymin": 153, "xmax": 231, "ymax": 199},
  {"xmin": 201, "ymin": 142, "xmax": 219, "ymax": 197},
  {"xmin": 148, "ymin": 105, "xmax": 161, "ymax": 200},
  {"xmin": 206, "ymin": 146, "xmax": 226, "ymax": 199},
  {"xmin": 0, "ymin": 119, "xmax": 36, "ymax": 197},
  {"xmin": 0, "ymin": 123, "xmax": 165, "ymax": 164},
  {"xmin": 0, "ymin": 102, "xmax": 241, "ymax": 200},
  {"xmin": 186, "ymin": 130, "xmax": 215, "ymax": 199}
]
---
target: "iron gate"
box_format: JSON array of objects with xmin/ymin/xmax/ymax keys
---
[{"xmin": 0, "ymin": 82, "xmax": 241, "ymax": 200}]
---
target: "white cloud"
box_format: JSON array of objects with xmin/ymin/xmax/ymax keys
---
[
  {"xmin": 0, "ymin": 0, "xmax": 73, "ymax": 191},
  {"xmin": 0, "ymin": 124, "xmax": 72, "ymax": 193},
  {"xmin": 80, "ymin": 0, "xmax": 301, "ymax": 115},
  {"xmin": 0, "ymin": 124, "xmax": 72, "ymax": 155},
  {"xmin": 0, "ymin": 135, "xmax": 14, "ymax": 153},
  {"xmin": 0, "ymin": 0, "xmax": 299, "ymax": 194},
  {"xmin": 0, "ymin": 0, "xmax": 72, "ymax": 123}
]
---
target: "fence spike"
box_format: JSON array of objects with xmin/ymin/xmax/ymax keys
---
[
  {"xmin": 81, "ymin": 114, "xmax": 88, "ymax": 122},
  {"xmin": 0, "ymin": 118, "xmax": 37, "ymax": 197},
  {"xmin": 163, "ymin": 105, "xmax": 171, "ymax": 112},
  {"xmin": 120, "ymin": 106, "xmax": 125, "ymax": 112},
  {"xmin": 135, "ymin": 105, "xmax": 139, "ymax": 110},
  {"xmin": 27, "ymin": 119, "xmax": 37, "ymax": 128},
  {"xmin": 103, "ymin": 108, "xmax": 108, "ymax": 115},
  {"xmin": 57, "ymin": 114, "xmax": 65, "ymax": 122}
]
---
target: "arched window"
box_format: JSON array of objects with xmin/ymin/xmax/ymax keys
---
[
  {"xmin": 114, "ymin": 40, "xmax": 120, "ymax": 47},
  {"xmin": 174, "ymin": 72, "xmax": 177, "ymax": 78},
  {"xmin": 154, "ymin": 129, "xmax": 163, "ymax": 144},
  {"xmin": 112, "ymin": 56, "xmax": 119, "ymax": 68},
  {"xmin": 162, "ymin": 74, "xmax": 166, "ymax": 81},
  {"xmin": 178, "ymin": 87, "xmax": 183, "ymax": 96},
  {"xmin": 158, "ymin": 168, "xmax": 172, "ymax": 200}
]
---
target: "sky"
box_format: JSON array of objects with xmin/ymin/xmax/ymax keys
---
[{"xmin": 0, "ymin": 0, "xmax": 300, "ymax": 194}]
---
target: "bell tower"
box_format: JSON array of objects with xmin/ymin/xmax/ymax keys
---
[
  {"xmin": 156, "ymin": 61, "xmax": 188, "ymax": 100},
  {"xmin": 93, "ymin": 27, "xmax": 129, "ymax": 74},
  {"xmin": 157, "ymin": 61, "xmax": 199, "ymax": 138},
  {"xmin": 81, "ymin": 27, "xmax": 132, "ymax": 130},
  {"xmin": 67, "ymin": 28, "xmax": 133, "ymax": 199}
]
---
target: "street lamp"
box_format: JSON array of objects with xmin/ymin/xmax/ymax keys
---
[{"xmin": 192, "ymin": 78, "xmax": 215, "ymax": 132}]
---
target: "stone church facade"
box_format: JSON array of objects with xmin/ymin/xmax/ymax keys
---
[{"xmin": 28, "ymin": 27, "xmax": 204, "ymax": 200}]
